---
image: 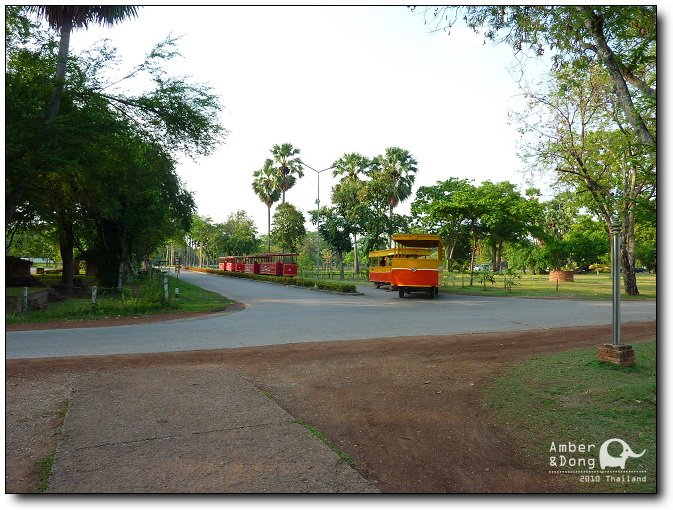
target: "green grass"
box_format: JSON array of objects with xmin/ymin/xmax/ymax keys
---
[
  {"xmin": 440, "ymin": 272, "xmax": 656, "ymax": 300},
  {"xmin": 5, "ymin": 274, "xmax": 234, "ymax": 325},
  {"xmin": 5, "ymin": 287, "xmax": 49, "ymax": 297},
  {"xmin": 323, "ymin": 271, "xmax": 655, "ymax": 300},
  {"xmin": 480, "ymin": 340, "xmax": 656, "ymax": 493},
  {"xmin": 294, "ymin": 418, "xmax": 356, "ymax": 467},
  {"xmin": 37, "ymin": 400, "xmax": 70, "ymax": 493}
]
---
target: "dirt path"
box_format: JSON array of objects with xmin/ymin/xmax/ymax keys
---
[{"xmin": 5, "ymin": 321, "xmax": 655, "ymax": 493}]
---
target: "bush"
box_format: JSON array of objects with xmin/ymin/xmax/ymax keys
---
[{"xmin": 185, "ymin": 267, "xmax": 358, "ymax": 293}]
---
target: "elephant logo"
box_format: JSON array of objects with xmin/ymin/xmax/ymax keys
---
[{"xmin": 599, "ymin": 438, "xmax": 645, "ymax": 469}]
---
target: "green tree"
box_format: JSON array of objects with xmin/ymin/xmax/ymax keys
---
[
  {"xmin": 28, "ymin": 5, "xmax": 139, "ymax": 121},
  {"xmin": 252, "ymin": 159, "xmax": 281, "ymax": 253},
  {"xmin": 477, "ymin": 181, "xmax": 543, "ymax": 272},
  {"xmin": 309, "ymin": 206, "xmax": 353, "ymax": 279},
  {"xmin": 369, "ymin": 147, "xmax": 418, "ymax": 233},
  {"xmin": 5, "ymin": 15, "xmax": 224, "ymax": 293},
  {"xmin": 271, "ymin": 143, "xmax": 304, "ymax": 204},
  {"xmin": 222, "ymin": 210, "xmax": 258, "ymax": 256},
  {"xmin": 411, "ymin": 178, "xmax": 475, "ymax": 268},
  {"xmin": 331, "ymin": 152, "xmax": 370, "ymax": 274},
  {"xmin": 271, "ymin": 203, "xmax": 306, "ymax": 253},
  {"xmin": 516, "ymin": 62, "xmax": 655, "ymax": 294},
  {"xmin": 565, "ymin": 216, "xmax": 610, "ymax": 269}
]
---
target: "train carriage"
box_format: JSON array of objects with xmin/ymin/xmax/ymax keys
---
[
  {"xmin": 368, "ymin": 248, "xmax": 395, "ymax": 288},
  {"xmin": 219, "ymin": 253, "xmax": 298, "ymax": 277},
  {"xmin": 375, "ymin": 234, "xmax": 443, "ymax": 298}
]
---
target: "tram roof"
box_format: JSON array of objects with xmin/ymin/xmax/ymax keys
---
[{"xmin": 392, "ymin": 233, "xmax": 442, "ymax": 248}]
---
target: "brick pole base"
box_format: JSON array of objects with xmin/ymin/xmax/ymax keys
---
[{"xmin": 597, "ymin": 343, "xmax": 635, "ymax": 367}]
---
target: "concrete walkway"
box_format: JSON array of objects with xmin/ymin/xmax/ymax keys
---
[{"xmin": 47, "ymin": 366, "xmax": 377, "ymax": 493}]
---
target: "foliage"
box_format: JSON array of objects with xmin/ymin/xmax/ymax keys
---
[
  {"xmin": 271, "ymin": 142, "xmax": 303, "ymax": 204},
  {"xmin": 369, "ymin": 146, "xmax": 418, "ymax": 222},
  {"xmin": 187, "ymin": 211, "xmax": 258, "ymax": 265},
  {"xmin": 5, "ymin": 273, "xmax": 233, "ymax": 324},
  {"xmin": 515, "ymin": 60, "xmax": 655, "ymax": 294},
  {"xmin": 187, "ymin": 267, "xmax": 358, "ymax": 294},
  {"xmin": 252, "ymin": 159, "xmax": 281, "ymax": 252},
  {"xmin": 331, "ymin": 153, "xmax": 370, "ymax": 274},
  {"xmin": 5, "ymin": 8, "xmax": 225, "ymax": 293},
  {"xmin": 271, "ymin": 203, "xmax": 306, "ymax": 253},
  {"xmin": 410, "ymin": 179, "xmax": 541, "ymax": 277},
  {"xmin": 411, "ymin": 178, "xmax": 474, "ymax": 268},
  {"xmin": 309, "ymin": 206, "xmax": 353, "ymax": 279},
  {"xmin": 415, "ymin": 5, "xmax": 656, "ymax": 146},
  {"xmin": 502, "ymin": 268, "xmax": 521, "ymax": 293}
]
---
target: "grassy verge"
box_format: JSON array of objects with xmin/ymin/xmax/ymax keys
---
[
  {"xmin": 326, "ymin": 272, "xmax": 656, "ymax": 300},
  {"xmin": 480, "ymin": 340, "xmax": 656, "ymax": 493},
  {"xmin": 187, "ymin": 267, "xmax": 359, "ymax": 294},
  {"xmin": 440, "ymin": 272, "xmax": 656, "ymax": 300},
  {"xmin": 5, "ymin": 274, "xmax": 234, "ymax": 325}
]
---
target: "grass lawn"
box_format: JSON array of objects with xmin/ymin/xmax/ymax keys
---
[
  {"xmin": 321, "ymin": 271, "xmax": 656, "ymax": 300},
  {"xmin": 480, "ymin": 340, "xmax": 656, "ymax": 493},
  {"xmin": 5, "ymin": 274, "xmax": 234, "ymax": 325},
  {"xmin": 440, "ymin": 272, "xmax": 656, "ymax": 300}
]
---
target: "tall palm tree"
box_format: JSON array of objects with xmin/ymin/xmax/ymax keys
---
[
  {"xmin": 332, "ymin": 152, "xmax": 370, "ymax": 181},
  {"xmin": 370, "ymin": 147, "xmax": 418, "ymax": 246},
  {"xmin": 252, "ymin": 159, "xmax": 281, "ymax": 253},
  {"xmin": 332, "ymin": 152, "xmax": 370, "ymax": 274},
  {"xmin": 270, "ymin": 143, "xmax": 303, "ymax": 203},
  {"xmin": 29, "ymin": 5, "xmax": 140, "ymax": 121},
  {"xmin": 370, "ymin": 147, "xmax": 418, "ymax": 220}
]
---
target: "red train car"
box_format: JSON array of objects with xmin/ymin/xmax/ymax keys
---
[{"xmin": 218, "ymin": 253, "xmax": 298, "ymax": 277}]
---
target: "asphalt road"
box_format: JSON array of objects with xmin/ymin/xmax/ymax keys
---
[{"xmin": 5, "ymin": 270, "xmax": 656, "ymax": 359}]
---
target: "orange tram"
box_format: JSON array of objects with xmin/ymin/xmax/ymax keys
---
[
  {"xmin": 218, "ymin": 253, "xmax": 298, "ymax": 277},
  {"xmin": 368, "ymin": 234, "xmax": 443, "ymax": 298}
]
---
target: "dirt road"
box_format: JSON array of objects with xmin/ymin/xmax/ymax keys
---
[{"xmin": 5, "ymin": 321, "xmax": 655, "ymax": 493}]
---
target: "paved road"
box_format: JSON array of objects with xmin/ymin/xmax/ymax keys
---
[{"xmin": 6, "ymin": 270, "xmax": 656, "ymax": 359}]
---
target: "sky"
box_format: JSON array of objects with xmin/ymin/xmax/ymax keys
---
[{"xmin": 67, "ymin": 5, "xmax": 584, "ymax": 234}]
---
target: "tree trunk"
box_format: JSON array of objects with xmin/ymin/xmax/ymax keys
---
[
  {"xmin": 490, "ymin": 240, "xmax": 498, "ymax": 273},
  {"xmin": 58, "ymin": 221, "xmax": 74, "ymax": 297},
  {"xmin": 621, "ymin": 207, "xmax": 639, "ymax": 296},
  {"xmin": 267, "ymin": 205, "xmax": 271, "ymax": 253},
  {"xmin": 580, "ymin": 7, "xmax": 655, "ymax": 147},
  {"xmin": 353, "ymin": 233, "xmax": 360, "ymax": 275},
  {"xmin": 47, "ymin": 19, "xmax": 73, "ymax": 122},
  {"xmin": 469, "ymin": 232, "xmax": 477, "ymax": 286}
]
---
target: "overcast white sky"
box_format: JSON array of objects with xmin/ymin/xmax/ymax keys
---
[{"xmin": 68, "ymin": 5, "xmax": 583, "ymax": 233}]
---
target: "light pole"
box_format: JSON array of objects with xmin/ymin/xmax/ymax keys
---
[
  {"xmin": 300, "ymin": 161, "xmax": 333, "ymax": 278},
  {"xmin": 597, "ymin": 214, "xmax": 634, "ymax": 366},
  {"xmin": 611, "ymin": 217, "xmax": 622, "ymax": 346}
]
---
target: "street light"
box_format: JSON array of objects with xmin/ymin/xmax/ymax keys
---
[
  {"xmin": 611, "ymin": 218, "xmax": 622, "ymax": 346},
  {"xmin": 300, "ymin": 160, "xmax": 333, "ymax": 278}
]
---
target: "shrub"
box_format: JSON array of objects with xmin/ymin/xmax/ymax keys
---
[{"xmin": 185, "ymin": 267, "xmax": 358, "ymax": 293}]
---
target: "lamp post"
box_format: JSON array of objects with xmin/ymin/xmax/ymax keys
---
[
  {"xmin": 611, "ymin": 218, "xmax": 622, "ymax": 346},
  {"xmin": 596, "ymin": 215, "xmax": 634, "ymax": 366},
  {"xmin": 300, "ymin": 161, "xmax": 333, "ymax": 278}
]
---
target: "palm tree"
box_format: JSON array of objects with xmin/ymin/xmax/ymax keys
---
[
  {"xmin": 332, "ymin": 153, "xmax": 370, "ymax": 274},
  {"xmin": 370, "ymin": 147, "xmax": 418, "ymax": 220},
  {"xmin": 370, "ymin": 147, "xmax": 418, "ymax": 246},
  {"xmin": 270, "ymin": 143, "xmax": 303, "ymax": 203},
  {"xmin": 252, "ymin": 159, "xmax": 281, "ymax": 253},
  {"xmin": 332, "ymin": 152, "xmax": 370, "ymax": 181},
  {"xmin": 29, "ymin": 5, "xmax": 140, "ymax": 121}
]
